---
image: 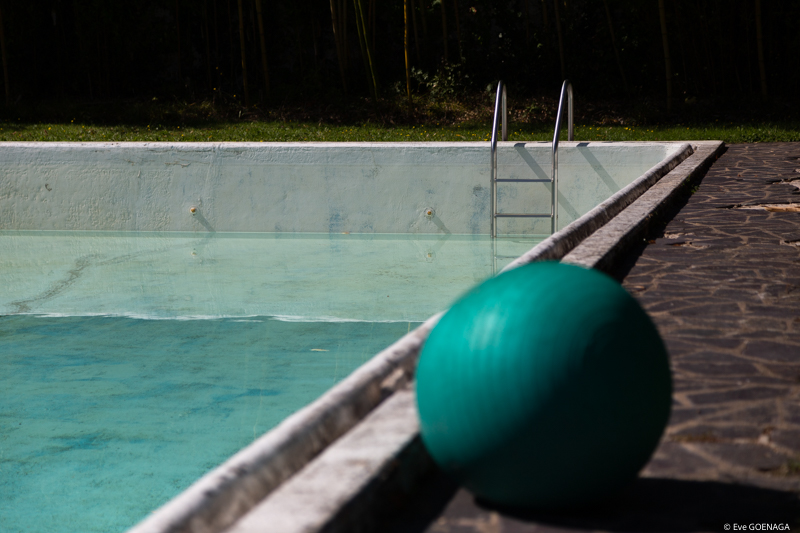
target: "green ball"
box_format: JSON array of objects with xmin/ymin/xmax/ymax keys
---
[{"xmin": 415, "ymin": 261, "xmax": 671, "ymax": 509}]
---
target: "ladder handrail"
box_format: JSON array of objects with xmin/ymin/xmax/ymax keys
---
[
  {"xmin": 551, "ymin": 80, "xmax": 574, "ymax": 234},
  {"xmin": 490, "ymin": 81, "xmax": 507, "ymax": 238}
]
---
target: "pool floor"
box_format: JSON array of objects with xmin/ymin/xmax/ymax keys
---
[
  {"xmin": 0, "ymin": 231, "xmax": 542, "ymax": 532},
  {"xmin": 0, "ymin": 315, "xmax": 414, "ymax": 533}
]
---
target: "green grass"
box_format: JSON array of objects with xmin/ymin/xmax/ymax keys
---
[
  {"xmin": 2, "ymin": 94, "xmax": 799, "ymax": 143},
  {"xmin": 3, "ymin": 120, "xmax": 799, "ymax": 143}
]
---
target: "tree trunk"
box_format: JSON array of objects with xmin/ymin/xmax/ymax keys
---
[
  {"xmin": 329, "ymin": 0, "xmax": 348, "ymax": 92},
  {"xmin": 658, "ymin": 0, "xmax": 672, "ymax": 111},
  {"xmin": 440, "ymin": 0, "xmax": 448, "ymax": 63},
  {"xmin": 602, "ymin": 0, "xmax": 627, "ymax": 93},
  {"xmin": 1, "ymin": 7, "xmax": 10, "ymax": 106},
  {"xmin": 255, "ymin": 0, "xmax": 270, "ymax": 96},
  {"xmin": 552, "ymin": 0, "xmax": 565, "ymax": 79},
  {"xmin": 237, "ymin": 0, "xmax": 251, "ymax": 106},
  {"xmin": 755, "ymin": 0, "xmax": 767, "ymax": 97},
  {"xmin": 404, "ymin": 0, "xmax": 411, "ymax": 102}
]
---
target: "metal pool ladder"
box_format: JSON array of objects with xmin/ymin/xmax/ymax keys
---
[{"xmin": 490, "ymin": 80, "xmax": 574, "ymax": 238}]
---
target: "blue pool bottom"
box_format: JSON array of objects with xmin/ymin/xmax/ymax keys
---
[{"xmin": 0, "ymin": 315, "xmax": 414, "ymax": 533}]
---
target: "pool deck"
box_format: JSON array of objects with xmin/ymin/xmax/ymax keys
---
[{"xmin": 383, "ymin": 143, "xmax": 800, "ymax": 531}]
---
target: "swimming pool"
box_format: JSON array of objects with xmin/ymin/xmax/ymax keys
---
[
  {"xmin": 0, "ymin": 141, "xmax": 690, "ymax": 533},
  {"xmin": 0, "ymin": 230, "xmax": 543, "ymax": 532}
]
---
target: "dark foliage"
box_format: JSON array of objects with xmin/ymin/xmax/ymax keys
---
[{"xmin": 3, "ymin": 0, "xmax": 799, "ymax": 106}]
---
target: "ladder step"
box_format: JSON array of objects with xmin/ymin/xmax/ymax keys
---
[
  {"xmin": 494, "ymin": 178, "xmax": 552, "ymax": 183},
  {"xmin": 494, "ymin": 213, "xmax": 552, "ymax": 218}
]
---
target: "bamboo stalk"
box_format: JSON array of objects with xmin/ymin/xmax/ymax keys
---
[
  {"xmin": 362, "ymin": 0, "xmax": 377, "ymax": 97},
  {"xmin": 255, "ymin": 0, "xmax": 270, "ymax": 96},
  {"xmin": 440, "ymin": 0, "xmax": 448, "ymax": 63},
  {"xmin": 96, "ymin": 32, "xmax": 102, "ymax": 97},
  {"xmin": 353, "ymin": 0, "xmax": 370, "ymax": 89},
  {"xmin": 0, "ymin": 6, "xmax": 10, "ymax": 106},
  {"xmin": 237, "ymin": 0, "xmax": 251, "ymax": 106},
  {"xmin": 213, "ymin": 0, "xmax": 219, "ymax": 61},
  {"xmin": 524, "ymin": 0, "xmax": 530, "ymax": 46},
  {"xmin": 540, "ymin": 0, "xmax": 549, "ymax": 27},
  {"xmin": 330, "ymin": 0, "xmax": 348, "ymax": 92},
  {"xmin": 228, "ymin": 0, "xmax": 235, "ymax": 93},
  {"xmin": 342, "ymin": 0, "xmax": 348, "ymax": 66},
  {"xmin": 311, "ymin": 18, "xmax": 319, "ymax": 69},
  {"xmin": 658, "ymin": 0, "xmax": 672, "ymax": 111},
  {"xmin": 672, "ymin": 0, "xmax": 690, "ymax": 96},
  {"xmin": 203, "ymin": 0, "xmax": 213, "ymax": 92},
  {"xmin": 420, "ymin": 0, "xmax": 428, "ymax": 41},
  {"xmin": 404, "ymin": 0, "xmax": 411, "ymax": 102},
  {"xmin": 602, "ymin": 0, "xmax": 627, "ymax": 94},
  {"xmin": 175, "ymin": 0, "xmax": 182, "ymax": 81},
  {"xmin": 103, "ymin": 24, "xmax": 110, "ymax": 94},
  {"xmin": 370, "ymin": 0, "xmax": 375, "ymax": 58},
  {"xmin": 452, "ymin": 0, "xmax": 462, "ymax": 60},
  {"xmin": 410, "ymin": 0, "xmax": 420, "ymax": 64},
  {"xmin": 755, "ymin": 0, "xmax": 767, "ymax": 97},
  {"xmin": 552, "ymin": 0, "xmax": 565, "ymax": 79},
  {"xmin": 353, "ymin": 0, "xmax": 378, "ymax": 99}
]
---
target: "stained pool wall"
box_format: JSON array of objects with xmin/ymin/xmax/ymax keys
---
[{"xmin": 0, "ymin": 142, "xmax": 683, "ymax": 234}]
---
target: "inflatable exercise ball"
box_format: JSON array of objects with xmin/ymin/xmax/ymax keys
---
[{"xmin": 416, "ymin": 261, "xmax": 671, "ymax": 509}]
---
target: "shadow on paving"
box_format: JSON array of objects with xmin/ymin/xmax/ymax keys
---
[{"xmin": 385, "ymin": 470, "xmax": 799, "ymax": 532}]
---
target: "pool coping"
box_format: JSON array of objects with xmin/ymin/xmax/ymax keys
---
[
  {"xmin": 561, "ymin": 141, "xmax": 724, "ymax": 272},
  {"xmin": 128, "ymin": 141, "xmax": 707, "ymax": 533}
]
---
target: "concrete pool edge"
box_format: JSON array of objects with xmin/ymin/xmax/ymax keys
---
[
  {"xmin": 208, "ymin": 141, "xmax": 724, "ymax": 533},
  {"xmin": 562, "ymin": 141, "xmax": 725, "ymax": 273},
  {"xmin": 125, "ymin": 141, "xmax": 704, "ymax": 533}
]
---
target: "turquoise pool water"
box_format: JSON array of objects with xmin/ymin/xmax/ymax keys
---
[{"xmin": 0, "ymin": 231, "xmax": 542, "ymax": 533}]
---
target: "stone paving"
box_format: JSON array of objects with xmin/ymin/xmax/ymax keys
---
[{"xmin": 386, "ymin": 144, "xmax": 800, "ymax": 532}]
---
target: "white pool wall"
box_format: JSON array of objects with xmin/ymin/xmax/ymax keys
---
[{"xmin": 0, "ymin": 142, "xmax": 685, "ymax": 234}]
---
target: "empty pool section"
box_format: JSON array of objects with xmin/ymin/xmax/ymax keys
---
[{"xmin": 0, "ymin": 141, "xmax": 706, "ymax": 533}]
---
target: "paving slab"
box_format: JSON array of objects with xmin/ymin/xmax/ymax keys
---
[{"xmin": 384, "ymin": 144, "xmax": 800, "ymax": 532}]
